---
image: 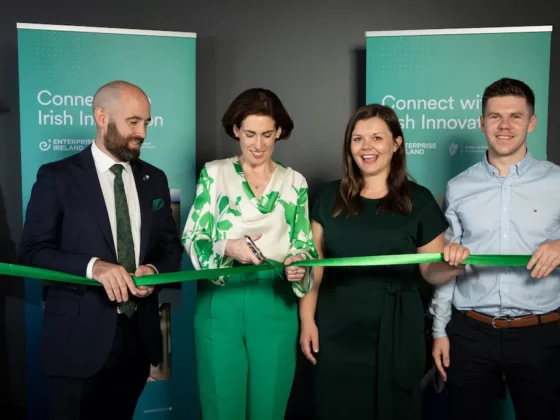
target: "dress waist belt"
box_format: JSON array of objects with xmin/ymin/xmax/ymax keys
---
[{"xmin": 377, "ymin": 283, "xmax": 422, "ymax": 420}]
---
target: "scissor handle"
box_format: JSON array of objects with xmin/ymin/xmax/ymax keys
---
[{"xmin": 245, "ymin": 235, "xmax": 264, "ymax": 261}]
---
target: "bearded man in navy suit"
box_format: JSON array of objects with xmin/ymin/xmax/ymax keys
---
[{"xmin": 19, "ymin": 80, "xmax": 183, "ymax": 419}]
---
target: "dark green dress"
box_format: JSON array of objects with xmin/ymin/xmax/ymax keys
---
[{"xmin": 310, "ymin": 180, "xmax": 448, "ymax": 420}]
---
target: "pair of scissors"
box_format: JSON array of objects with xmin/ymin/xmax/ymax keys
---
[{"xmin": 244, "ymin": 235, "xmax": 284, "ymax": 280}]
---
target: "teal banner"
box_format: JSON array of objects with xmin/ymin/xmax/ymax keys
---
[
  {"xmin": 366, "ymin": 26, "xmax": 552, "ymax": 205},
  {"xmin": 17, "ymin": 23, "xmax": 197, "ymax": 419},
  {"xmin": 366, "ymin": 26, "xmax": 552, "ymax": 419}
]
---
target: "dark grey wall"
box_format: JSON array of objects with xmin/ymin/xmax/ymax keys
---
[{"xmin": 1, "ymin": 0, "xmax": 558, "ymax": 413}]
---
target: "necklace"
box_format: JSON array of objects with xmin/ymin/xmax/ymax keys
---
[
  {"xmin": 239, "ymin": 156, "xmax": 275, "ymax": 191},
  {"xmin": 247, "ymin": 175, "xmax": 265, "ymax": 190}
]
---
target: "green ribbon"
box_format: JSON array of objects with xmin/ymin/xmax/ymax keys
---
[
  {"xmin": 294, "ymin": 254, "xmax": 532, "ymax": 267},
  {"xmin": 0, "ymin": 254, "xmax": 535, "ymax": 287}
]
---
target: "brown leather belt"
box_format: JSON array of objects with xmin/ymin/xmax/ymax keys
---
[{"xmin": 465, "ymin": 310, "xmax": 560, "ymax": 328}]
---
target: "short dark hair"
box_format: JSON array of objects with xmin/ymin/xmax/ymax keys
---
[
  {"xmin": 221, "ymin": 88, "xmax": 294, "ymax": 141},
  {"xmin": 482, "ymin": 78, "xmax": 535, "ymax": 115}
]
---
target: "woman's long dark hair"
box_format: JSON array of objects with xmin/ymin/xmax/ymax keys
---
[{"xmin": 333, "ymin": 104, "xmax": 412, "ymax": 217}]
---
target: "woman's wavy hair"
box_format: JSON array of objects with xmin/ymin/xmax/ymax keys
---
[{"xmin": 333, "ymin": 104, "xmax": 412, "ymax": 217}]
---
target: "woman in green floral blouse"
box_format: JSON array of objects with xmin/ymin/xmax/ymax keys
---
[{"xmin": 182, "ymin": 88, "xmax": 317, "ymax": 420}]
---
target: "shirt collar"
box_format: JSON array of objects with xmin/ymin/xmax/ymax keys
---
[
  {"xmin": 91, "ymin": 141, "xmax": 132, "ymax": 174},
  {"xmin": 482, "ymin": 149, "xmax": 533, "ymax": 178}
]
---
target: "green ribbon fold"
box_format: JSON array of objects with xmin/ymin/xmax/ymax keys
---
[{"xmin": 0, "ymin": 254, "xmax": 535, "ymax": 287}]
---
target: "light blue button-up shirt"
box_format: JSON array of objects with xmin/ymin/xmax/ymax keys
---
[{"xmin": 430, "ymin": 151, "xmax": 560, "ymax": 338}]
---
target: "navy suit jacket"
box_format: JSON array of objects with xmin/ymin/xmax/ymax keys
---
[{"xmin": 19, "ymin": 145, "xmax": 183, "ymax": 378}]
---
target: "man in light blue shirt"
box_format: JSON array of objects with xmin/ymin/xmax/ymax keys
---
[{"xmin": 429, "ymin": 78, "xmax": 560, "ymax": 420}]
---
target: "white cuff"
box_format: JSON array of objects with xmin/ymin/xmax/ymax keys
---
[
  {"xmin": 213, "ymin": 240, "xmax": 227, "ymax": 257},
  {"xmin": 432, "ymin": 319, "xmax": 450, "ymax": 339},
  {"xmin": 86, "ymin": 257, "xmax": 99, "ymax": 279},
  {"xmin": 432, "ymin": 330, "xmax": 448, "ymax": 339},
  {"xmin": 146, "ymin": 264, "xmax": 159, "ymax": 274}
]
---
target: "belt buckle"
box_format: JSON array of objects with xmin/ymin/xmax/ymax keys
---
[{"xmin": 491, "ymin": 316, "xmax": 511, "ymax": 329}]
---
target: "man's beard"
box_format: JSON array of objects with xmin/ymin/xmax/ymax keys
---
[{"xmin": 104, "ymin": 121, "xmax": 143, "ymax": 162}]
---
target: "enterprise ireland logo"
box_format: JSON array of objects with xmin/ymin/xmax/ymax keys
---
[
  {"xmin": 449, "ymin": 142, "xmax": 459, "ymax": 157},
  {"xmin": 39, "ymin": 138, "xmax": 93, "ymax": 152}
]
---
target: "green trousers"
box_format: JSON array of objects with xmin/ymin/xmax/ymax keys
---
[{"xmin": 194, "ymin": 270, "xmax": 299, "ymax": 420}]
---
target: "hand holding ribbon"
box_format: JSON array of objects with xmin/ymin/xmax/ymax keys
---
[
  {"xmin": 443, "ymin": 242, "xmax": 470, "ymax": 266},
  {"xmin": 527, "ymin": 240, "xmax": 560, "ymax": 278},
  {"xmin": 284, "ymin": 255, "xmax": 306, "ymax": 282}
]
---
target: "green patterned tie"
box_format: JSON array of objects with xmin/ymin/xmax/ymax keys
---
[{"xmin": 110, "ymin": 164, "xmax": 137, "ymax": 318}]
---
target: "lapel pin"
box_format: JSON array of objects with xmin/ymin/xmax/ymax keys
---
[{"xmin": 143, "ymin": 175, "xmax": 150, "ymax": 181}]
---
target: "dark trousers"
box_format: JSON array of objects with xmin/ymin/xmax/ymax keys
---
[
  {"xmin": 46, "ymin": 313, "xmax": 151, "ymax": 420},
  {"xmin": 447, "ymin": 310, "xmax": 560, "ymax": 420}
]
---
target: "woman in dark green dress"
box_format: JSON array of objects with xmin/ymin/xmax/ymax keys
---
[{"xmin": 299, "ymin": 104, "xmax": 470, "ymax": 420}]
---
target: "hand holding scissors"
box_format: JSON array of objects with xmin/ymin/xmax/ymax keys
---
[
  {"xmin": 245, "ymin": 235, "xmax": 286, "ymax": 280},
  {"xmin": 224, "ymin": 234, "xmax": 263, "ymax": 265}
]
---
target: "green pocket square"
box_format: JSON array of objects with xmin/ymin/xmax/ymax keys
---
[{"xmin": 152, "ymin": 198, "xmax": 164, "ymax": 211}]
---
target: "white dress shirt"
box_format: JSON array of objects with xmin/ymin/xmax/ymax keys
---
[{"xmin": 86, "ymin": 141, "xmax": 142, "ymax": 278}]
